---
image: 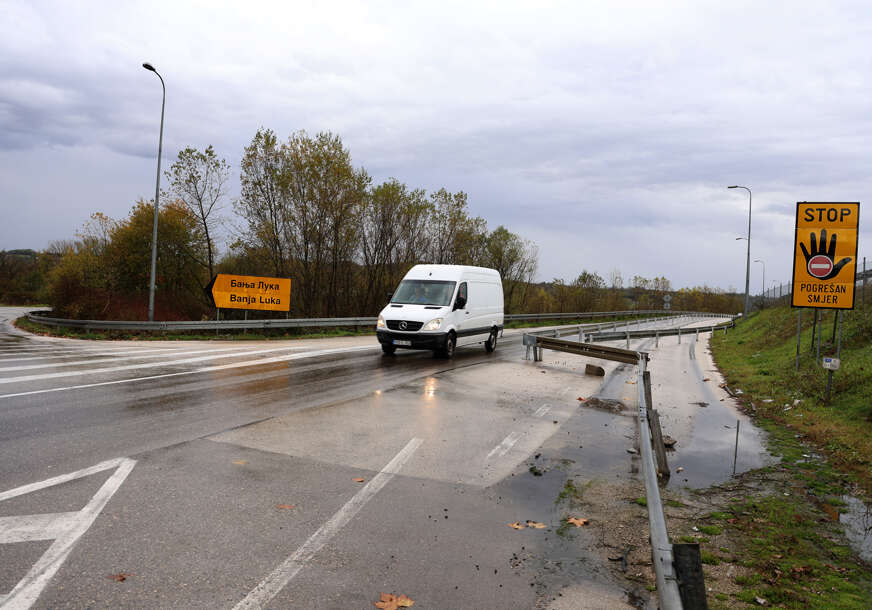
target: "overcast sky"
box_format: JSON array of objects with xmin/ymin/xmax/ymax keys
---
[{"xmin": 2, "ymin": 0, "xmax": 870, "ymax": 291}]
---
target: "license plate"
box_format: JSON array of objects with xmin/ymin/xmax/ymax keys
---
[{"xmin": 393, "ymin": 339, "xmax": 412, "ymax": 346}]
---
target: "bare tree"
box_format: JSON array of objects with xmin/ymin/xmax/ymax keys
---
[{"xmin": 166, "ymin": 145, "xmax": 229, "ymax": 278}]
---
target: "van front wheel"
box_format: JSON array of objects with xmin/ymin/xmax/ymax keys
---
[
  {"xmin": 485, "ymin": 328, "xmax": 498, "ymax": 352},
  {"xmin": 437, "ymin": 332, "xmax": 456, "ymax": 359},
  {"xmin": 382, "ymin": 344, "xmax": 396, "ymax": 355}
]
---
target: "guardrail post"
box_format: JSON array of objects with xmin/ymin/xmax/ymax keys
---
[
  {"xmin": 695, "ymin": 328, "xmax": 699, "ymax": 342},
  {"xmin": 655, "ymin": 330, "xmax": 659, "ymax": 348},
  {"xmin": 677, "ymin": 328, "xmax": 681, "ymax": 344},
  {"xmin": 626, "ymin": 331, "xmax": 630, "ymax": 349}
]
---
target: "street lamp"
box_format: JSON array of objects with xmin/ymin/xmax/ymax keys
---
[
  {"xmin": 728, "ymin": 185, "xmax": 752, "ymax": 317},
  {"xmin": 142, "ymin": 62, "xmax": 165, "ymax": 322},
  {"xmin": 754, "ymin": 259, "xmax": 765, "ymax": 302}
]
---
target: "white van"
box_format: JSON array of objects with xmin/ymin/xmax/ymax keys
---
[{"xmin": 376, "ymin": 264, "xmax": 504, "ymax": 357}]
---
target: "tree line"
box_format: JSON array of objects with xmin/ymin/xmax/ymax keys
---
[{"xmin": 5, "ymin": 128, "xmax": 742, "ymax": 318}]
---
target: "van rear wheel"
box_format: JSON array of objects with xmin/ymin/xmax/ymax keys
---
[{"xmin": 485, "ymin": 328, "xmax": 497, "ymax": 352}]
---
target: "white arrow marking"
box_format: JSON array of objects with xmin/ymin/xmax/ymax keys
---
[{"xmin": 0, "ymin": 458, "xmax": 136, "ymax": 609}]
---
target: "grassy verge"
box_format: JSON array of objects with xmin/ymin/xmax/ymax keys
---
[
  {"xmin": 710, "ymin": 301, "xmax": 872, "ymax": 493},
  {"xmin": 14, "ymin": 316, "xmax": 377, "ymax": 341},
  {"xmin": 701, "ymin": 300, "xmax": 872, "ymax": 607},
  {"xmin": 15, "ymin": 312, "xmax": 671, "ymax": 341}
]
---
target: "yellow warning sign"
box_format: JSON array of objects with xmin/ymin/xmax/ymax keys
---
[
  {"xmin": 791, "ymin": 202, "xmax": 859, "ymax": 309},
  {"xmin": 207, "ymin": 274, "xmax": 291, "ymax": 311}
]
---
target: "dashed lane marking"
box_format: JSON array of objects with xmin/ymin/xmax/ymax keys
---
[
  {"xmin": 532, "ymin": 405, "xmax": 551, "ymax": 417},
  {"xmin": 485, "ymin": 431, "xmax": 521, "ymax": 460}
]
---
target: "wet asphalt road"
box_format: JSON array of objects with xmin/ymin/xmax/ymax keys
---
[{"xmin": 0, "ymin": 308, "xmax": 768, "ymax": 609}]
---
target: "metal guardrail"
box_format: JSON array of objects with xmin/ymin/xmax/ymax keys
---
[
  {"xmin": 522, "ymin": 313, "xmax": 738, "ymax": 609},
  {"xmin": 25, "ymin": 309, "xmax": 730, "ymax": 333},
  {"xmin": 637, "ymin": 357, "xmax": 683, "ymax": 609}
]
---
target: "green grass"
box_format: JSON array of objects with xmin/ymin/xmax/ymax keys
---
[
  {"xmin": 17, "ymin": 311, "xmax": 669, "ymax": 342},
  {"xmin": 710, "ymin": 301, "xmax": 872, "ymax": 607},
  {"xmin": 697, "ymin": 525, "xmax": 722, "ymax": 536},
  {"xmin": 710, "ymin": 302, "xmax": 872, "ymax": 494},
  {"xmin": 726, "ymin": 493, "xmax": 871, "ymax": 608},
  {"xmin": 634, "ymin": 496, "xmax": 647, "ymax": 507},
  {"xmin": 15, "ymin": 316, "xmax": 377, "ymax": 342}
]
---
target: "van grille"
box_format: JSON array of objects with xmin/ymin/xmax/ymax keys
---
[{"xmin": 386, "ymin": 320, "xmax": 423, "ymax": 331}]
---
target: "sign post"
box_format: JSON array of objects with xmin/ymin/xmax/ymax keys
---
[{"xmin": 791, "ymin": 202, "xmax": 860, "ymax": 398}]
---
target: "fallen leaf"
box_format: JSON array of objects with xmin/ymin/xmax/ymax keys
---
[
  {"xmin": 702, "ymin": 377, "xmax": 711, "ymax": 382},
  {"xmin": 676, "ymin": 467, "xmax": 684, "ymax": 473},
  {"xmin": 577, "ymin": 397, "xmax": 586, "ymax": 402},
  {"xmin": 508, "ymin": 522, "xmax": 526, "ymax": 530},
  {"xmin": 232, "ymin": 460, "xmax": 247, "ymax": 465},
  {"xmin": 374, "ymin": 592, "xmax": 415, "ymax": 609},
  {"xmin": 353, "ymin": 477, "xmax": 366, "ymax": 483},
  {"xmin": 526, "ymin": 520, "xmax": 547, "ymax": 529},
  {"xmin": 566, "ymin": 516, "xmax": 589, "ymax": 527},
  {"xmin": 276, "ymin": 504, "xmax": 295, "ymax": 510},
  {"xmin": 106, "ymin": 573, "xmax": 132, "ymax": 582},
  {"xmin": 625, "ymin": 380, "xmax": 636, "ymax": 385}
]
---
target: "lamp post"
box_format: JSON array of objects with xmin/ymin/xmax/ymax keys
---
[
  {"xmin": 754, "ymin": 259, "xmax": 765, "ymax": 305},
  {"xmin": 142, "ymin": 62, "xmax": 165, "ymax": 322},
  {"xmin": 728, "ymin": 185, "xmax": 752, "ymax": 317}
]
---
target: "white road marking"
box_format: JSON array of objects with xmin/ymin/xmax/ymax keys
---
[
  {"xmin": 0, "ymin": 457, "xmax": 125, "ymax": 502},
  {"xmin": 0, "ymin": 346, "xmax": 250, "ymax": 372},
  {"xmin": 486, "ymin": 431, "xmax": 521, "ymax": 460},
  {"xmin": 0, "ymin": 345, "xmax": 378, "ymax": 399},
  {"xmin": 0, "ymin": 512, "xmax": 80, "ymax": 543},
  {"xmin": 0, "ymin": 345, "xmax": 312, "ymax": 385},
  {"xmin": 532, "ymin": 405, "xmax": 551, "ymax": 417},
  {"xmin": 0, "ymin": 348, "xmax": 185, "ymax": 364},
  {"xmin": 0, "ymin": 458, "xmax": 136, "ymax": 609},
  {"xmin": 233, "ymin": 438, "xmax": 423, "ymax": 610}
]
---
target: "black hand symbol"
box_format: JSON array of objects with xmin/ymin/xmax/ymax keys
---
[{"xmin": 799, "ymin": 229, "xmax": 852, "ymax": 280}]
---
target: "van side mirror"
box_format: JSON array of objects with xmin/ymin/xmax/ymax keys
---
[
  {"xmin": 386, "ymin": 292, "xmax": 393, "ymax": 300},
  {"xmin": 453, "ymin": 296, "xmax": 466, "ymax": 311}
]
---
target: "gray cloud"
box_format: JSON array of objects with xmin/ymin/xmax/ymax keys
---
[{"xmin": 2, "ymin": 0, "xmax": 871, "ymax": 291}]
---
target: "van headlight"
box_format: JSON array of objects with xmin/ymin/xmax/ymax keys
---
[
  {"xmin": 377, "ymin": 315, "xmax": 385, "ymax": 329},
  {"xmin": 422, "ymin": 317, "xmax": 442, "ymax": 331}
]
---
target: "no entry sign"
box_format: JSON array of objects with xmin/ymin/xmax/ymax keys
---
[{"xmin": 791, "ymin": 202, "xmax": 860, "ymax": 309}]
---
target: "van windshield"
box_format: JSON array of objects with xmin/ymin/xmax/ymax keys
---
[{"xmin": 391, "ymin": 280, "xmax": 456, "ymax": 306}]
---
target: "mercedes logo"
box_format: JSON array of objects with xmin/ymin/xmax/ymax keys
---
[{"xmin": 399, "ymin": 321, "xmax": 408, "ymax": 330}]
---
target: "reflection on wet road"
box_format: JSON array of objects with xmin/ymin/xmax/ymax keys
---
[{"xmin": 0, "ymin": 308, "xmax": 768, "ymax": 608}]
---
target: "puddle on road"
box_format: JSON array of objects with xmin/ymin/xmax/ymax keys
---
[
  {"xmin": 841, "ymin": 495, "xmax": 872, "ymax": 562},
  {"xmin": 592, "ymin": 338, "xmax": 776, "ymax": 490}
]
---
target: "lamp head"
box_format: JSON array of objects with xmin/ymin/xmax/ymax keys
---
[
  {"xmin": 142, "ymin": 62, "xmax": 156, "ymax": 72},
  {"xmin": 727, "ymin": 185, "xmax": 738, "ymax": 189}
]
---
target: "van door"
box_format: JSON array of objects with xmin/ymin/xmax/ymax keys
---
[{"xmin": 453, "ymin": 281, "xmax": 471, "ymax": 345}]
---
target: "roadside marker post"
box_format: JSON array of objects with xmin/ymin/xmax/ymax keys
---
[{"xmin": 825, "ymin": 312, "xmax": 844, "ymax": 403}]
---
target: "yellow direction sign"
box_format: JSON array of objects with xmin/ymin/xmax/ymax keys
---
[
  {"xmin": 207, "ymin": 274, "xmax": 291, "ymax": 312},
  {"xmin": 791, "ymin": 202, "xmax": 859, "ymax": 309}
]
